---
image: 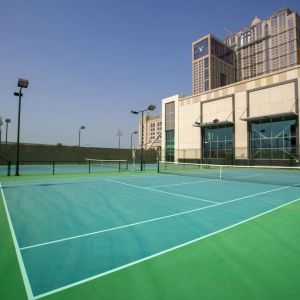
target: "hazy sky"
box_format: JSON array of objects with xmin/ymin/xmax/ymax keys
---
[{"xmin": 1, "ymin": 0, "xmax": 299, "ymax": 148}]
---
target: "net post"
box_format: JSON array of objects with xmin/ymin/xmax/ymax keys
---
[
  {"xmin": 7, "ymin": 161, "xmax": 11, "ymax": 176},
  {"xmin": 157, "ymin": 161, "xmax": 160, "ymax": 173},
  {"xmin": 52, "ymin": 161, "xmax": 55, "ymax": 175},
  {"xmin": 88, "ymin": 160, "xmax": 91, "ymax": 174},
  {"xmin": 118, "ymin": 161, "xmax": 121, "ymax": 172}
]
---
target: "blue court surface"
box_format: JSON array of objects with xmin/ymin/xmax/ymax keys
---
[{"xmin": 2, "ymin": 172, "xmax": 300, "ymax": 299}]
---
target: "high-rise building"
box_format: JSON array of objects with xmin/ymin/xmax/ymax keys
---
[
  {"xmin": 224, "ymin": 8, "xmax": 300, "ymax": 82},
  {"xmin": 137, "ymin": 114, "xmax": 162, "ymax": 151},
  {"xmin": 192, "ymin": 8, "xmax": 300, "ymax": 94},
  {"xmin": 192, "ymin": 34, "xmax": 235, "ymax": 94},
  {"xmin": 162, "ymin": 8, "xmax": 300, "ymax": 166}
]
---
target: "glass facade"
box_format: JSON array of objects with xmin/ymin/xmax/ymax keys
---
[
  {"xmin": 211, "ymin": 38, "xmax": 234, "ymax": 65},
  {"xmin": 166, "ymin": 130, "xmax": 175, "ymax": 161},
  {"xmin": 165, "ymin": 102, "xmax": 175, "ymax": 161},
  {"xmin": 250, "ymin": 117, "xmax": 297, "ymax": 160},
  {"xmin": 202, "ymin": 125, "xmax": 233, "ymax": 159}
]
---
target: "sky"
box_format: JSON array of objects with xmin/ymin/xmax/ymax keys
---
[{"xmin": 1, "ymin": 0, "xmax": 300, "ymax": 148}]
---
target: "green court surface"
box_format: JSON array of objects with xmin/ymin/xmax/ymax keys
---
[{"xmin": 1, "ymin": 170, "xmax": 300, "ymax": 300}]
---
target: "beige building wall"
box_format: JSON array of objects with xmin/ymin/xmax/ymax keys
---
[
  {"xmin": 162, "ymin": 65, "xmax": 300, "ymax": 162},
  {"xmin": 224, "ymin": 8, "xmax": 300, "ymax": 82}
]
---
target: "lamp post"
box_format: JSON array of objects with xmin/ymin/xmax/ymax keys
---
[
  {"xmin": 117, "ymin": 130, "xmax": 122, "ymax": 149},
  {"xmin": 5, "ymin": 118, "xmax": 11, "ymax": 144},
  {"xmin": 131, "ymin": 104, "xmax": 156, "ymax": 171},
  {"xmin": 130, "ymin": 131, "xmax": 138, "ymax": 151},
  {"xmin": 79, "ymin": 125, "xmax": 85, "ymax": 147},
  {"xmin": 14, "ymin": 78, "xmax": 29, "ymax": 176}
]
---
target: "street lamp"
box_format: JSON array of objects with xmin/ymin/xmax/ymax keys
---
[
  {"xmin": 131, "ymin": 104, "xmax": 156, "ymax": 171},
  {"xmin": 5, "ymin": 118, "xmax": 11, "ymax": 144},
  {"xmin": 117, "ymin": 130, "xmax": 122, "ymax": 149},
  {"xmin": 130, "ymin": 130, "xmax": 138, "ymax": 150},
  {"xmin": 14, "ymin": 78, "xmax": 29, "ymax": 176},
  {"xmin": 79, "ymin": 125, "xmax": 85, "ymax": 147}
]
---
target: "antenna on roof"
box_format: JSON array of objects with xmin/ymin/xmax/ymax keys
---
[{"xmin": 224, "ymin": 27, "xmax": 233, "ymax": 35}]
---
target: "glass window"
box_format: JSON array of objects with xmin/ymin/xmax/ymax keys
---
[
  {"xmin": 250, "ymin": 117, "xmax": 297, "ymax": 160},
  {"xmin": 265, "ymin": 24, "xmax": 269, "ymax": 36},
  {"xmin": 202, "ymin": 125, "xmax": 233, "ymax": 160},
  {"xmin": 165, "ymin": 130, "xmax": 175, "ymax": 162},
  {"xmin": 220, "ymin": 73, "xmax": 226, "ymax": 87},
  {"xmin": 256, "ymin": 23, "xmax": 262, "ymax": 38},
  {"xmin": 265, "ymin": 39, "xmax": 270, "ymax": 73},
  {"xmin": 204, "ymin": 80, "xmax": 209, "ymax": 91},
  {"xmin": 278, "ymin": 14, "xmax": 286, "ymax": 26},
  {"xmin": 211, "ymin": 38, "xmax": 234, "ymax": 65},
  {"xmin": 165, "ymin": 102, "xmax": 175, "ymax": 130},
  {"xmin": 204, "ymin": 57, "xmax": 209, "ymax": 68},
  {"xmin": 288, "ymin": 17, "xmax": 293, "ymax": 29}
]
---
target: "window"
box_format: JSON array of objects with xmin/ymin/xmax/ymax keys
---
[
  {"xmin": 289, "ymin": 29, "xmax": 294, "ymax": 41},
  {"xmin": 165, "ymin": 130, "xmax": 175, "ymax": 162},
  {"xmin": 202, "ymin": 125, "xmax": 233, "ymax": 161},
  {"xmin": 165, "ymin": 102, "xmax": 175, "ymax": 130},
  {"xmin": 256, "ymin": 23, "xmax": 262, "ymax": 38},
  {"xmin": 290, "ymin": 53, "xmax": 295, "ymax": 64},
  {"xmin": 220, "ymin": 73, "xmax": 226, "ymax": 87},
  {"xmin": 271, "ymin": 17, "xmax": 277, "ymax": 34},
  {"xmin": 204, "ymin": 57, "xmax": 209, "ymax": 91},
  {"xmin": 278, "ymin": 13, "xmax": 286, "ymax": 27},
  {"xmin": 250, "ymin": 117, "xmax": 297, "ymax": 160},
  {"xmin": 288, "ymin": 17, "xmax": 293, "ymax": 29},
  {"xmin": 211, "ymin": 38, "xmax": 234, "ymax": 65},
  {"xmin": 265, "ymin": 24, "xmax": 269, "ymax": 36},
  {"xmin": 265, "ymin": 39, "xmax": 270, "ymax": 73}
]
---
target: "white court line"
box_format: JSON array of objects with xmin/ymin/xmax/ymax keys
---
[
  {"xmin": 20, "ymin": 185, "xmax": 289, "ymax": 251},
  {"xmin": 105, "ymin": 178, "xmax": 218, "ymax": 204},
  {"xmin": 0, "ymin": 183, "xmax": 34, "ymax": 300},
  {"xmin": 146, "ymin": 178, "xmax": 221, "ymax": 188},
  {"xmin": 34, "ymin": 194, "xmax": 300, "ymax": 300}
]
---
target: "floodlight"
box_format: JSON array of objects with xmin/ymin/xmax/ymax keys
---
[
  {"xmin": 147, "ymin": 104, "xmax": 156, "ymax": 111},
  {"xmin": 17, "ymin": 78, "xmax": 29, "ymax": 88},
  {"xmin": 131, "ymin": 104, "xmax": 157, "ymax": 171},
  {"xmin": 131, "ymin": 110, "xmax": 138, "ymax": 114},
  {"xmin": 14, "ymin": 78, "xmax": 29, "ymax": 175}
]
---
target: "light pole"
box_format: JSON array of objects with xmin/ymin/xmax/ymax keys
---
[
  {"xmin": 14, "ymin": 78, "xmax": 29, "ymax": 176},
  {"xmin": 117, "ymin": 130, "xmax": 122, "ymax": 149},
  {"xmin": 5, "ymin": 118, "xmax": 11, "ymax": 144},
  {"xmin": 131, "ymin": 104, "xmax": 156, "ymax": 171},
  {"xmin": 130, "ymin": 131, "xmax": 138, "ymax": 151},
  {"xmin": 79, "ymin": 125, "xmax": 85, "ymax": 147}
]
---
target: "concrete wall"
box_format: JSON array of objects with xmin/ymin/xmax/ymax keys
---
[{"xmin": 0, "ymin": 143, "xmax": 158, "ymax": 164}]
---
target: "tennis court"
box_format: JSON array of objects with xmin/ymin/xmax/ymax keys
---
[{"xmin": 1, "ymin": 162, "xmax": 300, "ymax": 299}]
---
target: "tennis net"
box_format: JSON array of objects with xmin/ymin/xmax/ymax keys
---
[
  {"xmin": 85, "ymin": 159, "xmax": 128, "ymax": 172},
  {"xmin": 158, "ymin": 161, "xmax": 300, "ymax": 187}
]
